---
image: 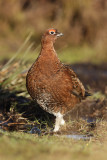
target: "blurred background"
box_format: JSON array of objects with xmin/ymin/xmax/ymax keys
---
[
  {"xmin": 0, "ymin": 0, "xmax": 107, "ymax": 64},
  {"xmin": 0, "ymin": 1, "xmax": 107, "ymax": 151},
  {"xmin": 0, "ymin": 2, "xmax": 107, "ymax": 159}
]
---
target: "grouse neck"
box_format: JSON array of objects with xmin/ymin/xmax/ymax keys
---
[
  {"xmin": 40, "ymin": 41, "xmax": 58, "ymax": 58},
  {"xmin": 36, "ymin": 41, "xmax": 62, "ymax": 74},
  {"xmin": 41, "ymin": 40, "xmax": 54, "ymax": 50}
]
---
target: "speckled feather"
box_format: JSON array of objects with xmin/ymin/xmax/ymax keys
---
[{"xmin": 26, "ymin": 29, "xmax": 87, "ymax": 118}]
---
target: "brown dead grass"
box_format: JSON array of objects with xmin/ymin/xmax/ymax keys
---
[{"xmin": 0, "ymin": 0, "xmax": 107, "ymax": 61}]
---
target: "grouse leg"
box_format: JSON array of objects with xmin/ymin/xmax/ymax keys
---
[{"xmin": 54, "ymin": 112, "xmax": 65, "ymax": 132}]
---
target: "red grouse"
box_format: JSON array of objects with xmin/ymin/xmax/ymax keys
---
[{"xmin": 26, "ymin": 28, "xmax": 88, "ymax": 132}]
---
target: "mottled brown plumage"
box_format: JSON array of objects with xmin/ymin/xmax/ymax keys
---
[{"xmin": 26, "ymin": 28, "xmax": 88, "ymax": 132}]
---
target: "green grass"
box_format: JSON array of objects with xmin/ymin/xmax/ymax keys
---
[
  {"xmin": 0, "ymin": 43, "xmax": 102, "ymax": 65},
  {"xmin": 58, "ymin": 45, "xmax": 96, "ymax": 64},
  {"xmin": 0, "ymin": 124, "xmax": 107, "ymax": 160},
  {"xmin": 0, "ymin": 131, "xmax": 88, "ymax": 160}
]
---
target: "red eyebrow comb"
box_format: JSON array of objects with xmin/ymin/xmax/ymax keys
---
[{"xmin": 49, "ymin": 29, "xmax": 56, "ymax": 33}]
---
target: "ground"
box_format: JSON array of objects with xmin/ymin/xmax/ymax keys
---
[{"xmin": 0, "ymin": 45, "xmax": 107, "ymax": 160}]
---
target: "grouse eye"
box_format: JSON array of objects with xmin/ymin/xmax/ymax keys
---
[{"xmin": 49, "ymin": 30, "xmax": 56, "ymax": 35}]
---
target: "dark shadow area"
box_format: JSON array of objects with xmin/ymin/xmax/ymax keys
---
[
  {"xmin": 0, "ymin": 85, "xmax": 54, "ymax": 131},
  {"xmin": 71, "ymin": 63, "xmax": 107, "ymax": 93},
  {"xmin": 65, "ymin": 98, "xmax": 107, "ymax": 121}
]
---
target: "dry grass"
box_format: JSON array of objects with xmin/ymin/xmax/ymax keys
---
[{"xmin": 0, "ymin": 0, "xmax": 107, "ymax": 62}]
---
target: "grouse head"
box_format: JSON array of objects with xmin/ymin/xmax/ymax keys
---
[{"xmin": 41, "ymin": 28, "xmax": 63, "ymax": 45}]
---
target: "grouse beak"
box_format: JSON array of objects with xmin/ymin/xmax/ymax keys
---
[{"xmin": 56, "ymin": 32, "xmax": 64, "ymax": 37}]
